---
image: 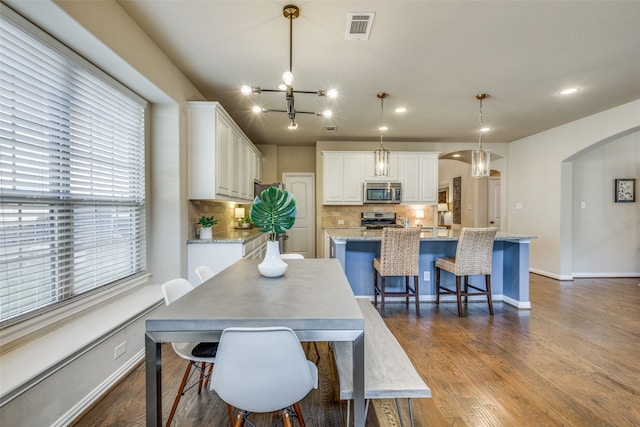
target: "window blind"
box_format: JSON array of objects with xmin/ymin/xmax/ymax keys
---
[{"xmin": 0, "ymin": 4, "xmax": 147, "ymax": 324}]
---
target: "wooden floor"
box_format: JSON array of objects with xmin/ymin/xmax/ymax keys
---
[{"xmin": 72, "ymin": 275, "xmax": 640, "ymax": 426}]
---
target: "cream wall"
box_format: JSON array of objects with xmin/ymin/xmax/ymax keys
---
[{"xmin": 507, "ymin": 99, "xmax": 640, "ymax": 279}]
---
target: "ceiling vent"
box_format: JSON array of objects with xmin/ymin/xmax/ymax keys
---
[
  {"xmin": 325, "ymin": 125, "xmax": 337, "ymax": 133},
  {"xmin": 345, "ymin": 12, "xmax": 375, "ymax": 40}
]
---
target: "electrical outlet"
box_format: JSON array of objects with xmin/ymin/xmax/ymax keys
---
[
  {"xmin": 114, "ymin": 341, "xmax": 126, "ymax": 360},
  {"xmin": 423, "ymin": 271, "xmax": 430, "ymax": 281},
  {"xmin": 338, "ymin": 219, "xmax": 344, "ymax": 225}
]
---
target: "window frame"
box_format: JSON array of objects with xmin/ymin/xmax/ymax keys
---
[{"xmin": 0, "ymin": 3, "xmax": 148, "ymax": 327}]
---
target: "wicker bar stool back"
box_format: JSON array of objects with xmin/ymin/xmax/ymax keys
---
[
  {"xmin": 373, "ymin": 227, "xmax": 421, "ymax": 317},
  {"xmin": 435, "ymin": 227, "xmax": 498, "ymax": 316}
]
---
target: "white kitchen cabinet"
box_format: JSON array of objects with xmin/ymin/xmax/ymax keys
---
[
  {"xmin": 323, "ymin": 151, "xmax": 364, "ymax": 204},
  {"xmin": 363, "ymin": 153, "xmax": 399, "ymax": 181},
  {"xmin": 187, "ymin": 233, "xmax": 268, "ymax": 284},
  {"xmin": 214, "ymin": 113, "xmax": 231, "ymax": 196},
  {"xmin": 397, "ymin": 153, "xmax": 420, "ymax": 202},
  {"xmin": 187, "ymin": 101, "xmax": 262, "ymax": 202},
  {"xmin": 253, "ymin": 151, "xmax": 262, "ymax": 184},
  {"xmin": 397, "ymin": 152, "xmax": 439, "ymax": 203},
  {"xmin": 419, "ymin": 153, "xmax": 438, "ymax": 202}
]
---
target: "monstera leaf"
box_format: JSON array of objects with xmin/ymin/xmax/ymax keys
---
[{"xmin": 249, "ymin": 186, "xmax": 297, "ymax": 240}]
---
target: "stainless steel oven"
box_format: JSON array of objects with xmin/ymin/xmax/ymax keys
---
[{"xmin": 363, "ymin": 182, "xmax": 401, "ymax": 204}]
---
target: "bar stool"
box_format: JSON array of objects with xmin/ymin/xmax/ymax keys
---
[
  {"xmin": 373, "ymin": 227, "xmax": 421, "ymax": 317},
  {"xmin": 435, "ymin": 227, "xmax": 498, "ymax": 317}
]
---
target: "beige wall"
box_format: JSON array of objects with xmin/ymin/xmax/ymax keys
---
[
  {"xmin": 255, "ymin": 144, "xmax": 316, "ymax": 183},
  {"xmin": 255, "ymin": 144, "xmax": 278, "ymax": 183},
  {"xmin": 278, "ymin": 146, "xmax": 316, "ymax": 175}
]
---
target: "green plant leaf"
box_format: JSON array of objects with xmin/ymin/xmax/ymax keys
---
[
  {"xmin": 249, "ymin": 187, "xmax": 297, "ymax": 239},
  {"xmin": 197, "ymin": 216, "xmax": 217, "ymax": 227}
]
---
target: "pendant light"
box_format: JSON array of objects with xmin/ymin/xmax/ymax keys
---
[
  {"xmin": 240, "ymin": 5, "xmax": 337, "ymax": 130},
  {"xmin": 374, "ymin": 92, "xmax": 390, "ymax": 176},
  {"xmin": 471, "ymin": 93, "xmax": 490, "ymax": 178}
]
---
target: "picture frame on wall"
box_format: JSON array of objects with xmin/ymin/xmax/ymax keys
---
[{"xmin": 614, "ymin": 178, "xmax": 635, "ymax": 203}]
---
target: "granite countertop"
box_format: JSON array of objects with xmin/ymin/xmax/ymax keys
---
[
  {"xmin": 326, "ymin": 228, "xmax": 537, "ymax": 242},
  {"xmin": 188, "ymin": 228, "xmax": 264, "ymax": 244}
]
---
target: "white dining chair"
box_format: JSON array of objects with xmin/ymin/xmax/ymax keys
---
[
  {"xmin": 161, "ymin": 278, "xmax": 218, "ymax": 427},
  {"xmin": 194, "ymin": 265, "xmax": 215, "ymax": 285},
  {"xmin": 210, "ymin": 327, "xmax": 318, "ymax": 427}
]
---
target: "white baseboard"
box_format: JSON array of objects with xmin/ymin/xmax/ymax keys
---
[
  {"xmin": 531, "ymin": 267, "xmax": 640, "ymax": 280},
  {"xmin": 503, "ymin": 295, "xmax": 531, "ymax": 309},
  {"xmin": 52, "ymin": 349, "xmax": 145, "ymax": 427},
  {"xmin": 529, "ymin": 268, "xmax": 573, "ymax": 281},
  {"xmin": 571, "ymin": 272, "xmax": 640, "ymax": 278}
]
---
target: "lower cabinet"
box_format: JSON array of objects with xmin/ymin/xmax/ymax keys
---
[{"xmin": 187, "ymin": 233, "xmax": 268, "ymax": 284}]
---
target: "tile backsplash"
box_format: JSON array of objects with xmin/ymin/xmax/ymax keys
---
[
  {"xmin": 188, "ymin": 200, "xmax": 251, "ymax": 239},
  {"xmin": 189, "ymin": 200, "xmax": 436, "ymax": 240},
  {"xmin": 321, "ymin": 204, "xmax": 436, "ymax": 228}
]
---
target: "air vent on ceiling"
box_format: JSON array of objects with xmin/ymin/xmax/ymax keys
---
[
  {"xmin": 325, "ymin": 125, "xmax": 337, "ymax": 133},
  {"xmin": 345, "ymin": 12, "xmax": 375, "ymax": 40}
]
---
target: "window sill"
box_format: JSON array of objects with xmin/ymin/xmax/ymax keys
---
[{"xmin": 0, "ymin": 279, "xmax": 163, "ymax": 405}]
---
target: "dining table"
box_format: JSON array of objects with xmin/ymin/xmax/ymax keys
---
[{"xmin": 145, "ymin": 258, "xmax": 366, "ymax": 426}]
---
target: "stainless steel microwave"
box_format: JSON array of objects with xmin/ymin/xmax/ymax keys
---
[{"xmin": 363, "ymin": 182, "xmax": 401, "ymax": 204}]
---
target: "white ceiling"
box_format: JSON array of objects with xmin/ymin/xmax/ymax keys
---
[{"xmin": 117, "ymin": 1, "xmax": 640, "ymax": 147}]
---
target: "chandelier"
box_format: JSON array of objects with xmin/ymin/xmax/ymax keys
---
[
  {"xmin": 471, "ymin": 93, "xmax": 490, "ymax": 177},
  {"xmin": 240, "ymin": 5, "xmax": 338, "ymax": 130},
  {"xmin": 374, "ymin": 92, "xmax": 390, "ymax": 176}
]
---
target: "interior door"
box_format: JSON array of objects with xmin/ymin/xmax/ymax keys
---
[
  {"xmin": 489, "ymin": 177, "xmax": 501, "ymax": 228},
  {"xmin": 283, "ymin": 173, "xmax": 315, "ymax": 257}
]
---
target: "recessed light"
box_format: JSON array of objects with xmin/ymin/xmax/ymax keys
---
[
  {"xmin": 560, "ymin": 87, "xmax": 579, "ymax": 95},
  {"xmin": 395, "ymin": 107, "xmax": 407, "ymax": 113},
  {"xmin": 452, "ymin": 154, "xmax": 461, "ymax": 158},
  {"xmin": 480, "ymin": 127, "xmax": 491, "ymax": 132}
]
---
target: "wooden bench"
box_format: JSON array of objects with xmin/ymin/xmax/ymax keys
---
[{"xmin": 333, "ymin": 298, "xmax": 431, "ymax": 427}]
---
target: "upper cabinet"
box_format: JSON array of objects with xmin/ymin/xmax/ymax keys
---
[
  {"xmin": 323, "ymin": 151, "xmax": 364, "ymax": 204},
  {"xmin": 363, "ymin": 153, "xmax": 398, "ymax": 181},
  {"xmin": 187, "ymin": 102, "xmax": 262, "ymax": 202},
  {"xmin": 397, "ymin": 152, "xmax": 438, "ymax": 204},
  {"xmin": 322, "ymin": 150, "xmax": 438, "ymax": 205}
]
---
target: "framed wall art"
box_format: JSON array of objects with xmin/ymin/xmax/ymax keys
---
[
  {"xmin": 453, "ymin": 176, "xmax": 461, "ymax": 224},
  {"xmin": 614, "ymin": 178, "xmax": 635, "ymax": 203}
]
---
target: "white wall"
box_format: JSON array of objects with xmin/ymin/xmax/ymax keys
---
[
  {"xmin": 571, "ymin": 130, "xmax": 640, "ymax": 276},
  {"xmin": 507, "ymin": 99, "xmax": 640, "ymax": 278}
]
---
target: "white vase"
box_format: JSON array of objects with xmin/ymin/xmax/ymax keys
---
[
  {"xmin": 258, "ymin": 240, "xmax": 288, "ymax": 277},
  {"xmin": 199, "ymin": 226, "xmax": 212, "ymax": 240}
]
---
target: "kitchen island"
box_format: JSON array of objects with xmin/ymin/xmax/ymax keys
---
[{"xmin": 327, "ymin": 228, "xmax": 536, "ymax": 309}]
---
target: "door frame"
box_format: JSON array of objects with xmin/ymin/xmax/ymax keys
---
[{"xmin": 282, "ymin": 172, "xmax": 315, "ymax": 257}]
